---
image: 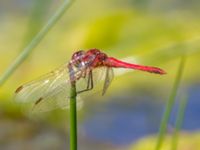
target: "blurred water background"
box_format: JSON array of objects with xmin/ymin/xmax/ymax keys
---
[{"xmin": 0, "ymin": 0, "xmax": 200, "ymax": 150}]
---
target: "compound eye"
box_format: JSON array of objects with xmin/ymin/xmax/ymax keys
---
[
  {"xmin": 77, "ymin": 50, "xmax": 84, "ymax": 55},
  {"xmin": 72, "ymin": 50, "xmax": 85, "ymax": 58}
]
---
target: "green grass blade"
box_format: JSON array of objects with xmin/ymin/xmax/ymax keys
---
[
  {"xmin": 155, "ymin": 56, "xmax": 186, "ymax": 150},
  {"xmin": 171, "ymin": 94, "xmax": 188, "ymax": 150},
  {"xmin": 69, "ymin": 81, "xmax": 77, "ymax": 150},
  {"xmin": 0, "ymin": 0, "xmax": 75, "ymax": 86}
]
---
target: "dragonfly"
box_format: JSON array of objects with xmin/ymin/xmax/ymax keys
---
[{"xmin": 15, "ymin": 49, "xmax": 166, "ymax": 112}]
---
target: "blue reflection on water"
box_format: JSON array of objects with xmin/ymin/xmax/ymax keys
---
[
  {"xmin": 82, "ymin": 84, "xmax": 200, "ymax": 145},
  {"xmin": 83, "ymin": 94, "xmax": 164, "ymax": 145},
  {"xmin": 170, "ymin": 84, "xmax": 200, "ymax": 130}
]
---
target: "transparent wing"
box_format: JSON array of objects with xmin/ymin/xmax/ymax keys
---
[
  {"xmin": 76, "ymin": 67, "xmax": 114, "ymax": 96},
  {"xmin": 92, "ymin": 67, "xmax": 108, "ymax": 86},
  {"xmin": 73, "ymin": 66, "xmax": 108, "ymax": 98},
  {"xmin": 30, "ymin": 81, "xmax": 70, "ymax": 113},
  {"xmin": 30, "ymin": 90, "xmax": 83, "ymax": 113},
  {"xmin": 14, "ymin": 63, "xmax": 76, "ymax": 112},
  {"xmin": 102, "ymin": 67, "xmax": 114, "ymax": 95}
]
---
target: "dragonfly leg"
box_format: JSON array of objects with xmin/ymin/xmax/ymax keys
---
[
  {"xmin": 90, "ymin": 71, "xmax": 93, "ymax": 90},
  {"xmin": 86, "ymin": 70, "xmax": 93, "ymax": 90},
  {"xmin": 77, "ymin": 71, "xmax": 93, "ymax": 94}
]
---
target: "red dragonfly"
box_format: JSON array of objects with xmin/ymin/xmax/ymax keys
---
[{"xmin": 15, "ymin": 49, "xmax": 166, "ymax": 112}]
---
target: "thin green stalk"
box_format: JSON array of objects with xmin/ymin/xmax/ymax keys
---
[
  {"xmin": 70, "ymin": 81, "xmax": 77, "ymax": 150},
  {"xmin": 155, "ymin": 56, "xmax": 186, "ymax": 150},
  {"xmin": 0, "ymin": 0, "xmax": 74, "ymax": 86},
  {"xmin": 171, "ymin": 94, "xmax": 188, "ymax": 150}
]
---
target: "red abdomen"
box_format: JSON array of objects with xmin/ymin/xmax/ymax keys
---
[{"xmin": 105, "ymin": 57, "xmax": 166, "ymax": 75}]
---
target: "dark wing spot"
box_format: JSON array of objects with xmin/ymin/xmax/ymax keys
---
[
  {"xmin": 35, "ymin": 97, "xmax": 43, "ymax": 106},
  {"xmin": 15, "ymin": 85, "xmax": 23, "ymax": 93},
  {"xmin": 31, "ymin": 97, "xmax": 44, "ymax": 112}
]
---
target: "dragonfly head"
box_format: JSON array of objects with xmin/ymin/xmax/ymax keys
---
[
  {"xmin": 70, "ymin": 50, "xmax": 86, "ymax": 68},
  {"xmin": 70, "ymin": 50, "xmax": 98, "ymax": 68}
]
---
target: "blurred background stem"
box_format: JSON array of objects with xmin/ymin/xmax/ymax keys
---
[
  {"xmin": 0, "ymin": 0, "xmax": 74, "ymax": 86},
  {"xmin": 155, "ymin": 56, "xmax": 186, "ymax": 150},
  {"xmin": 171, "ymin": 94, "xmax": 188, "ymax": 150}
]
